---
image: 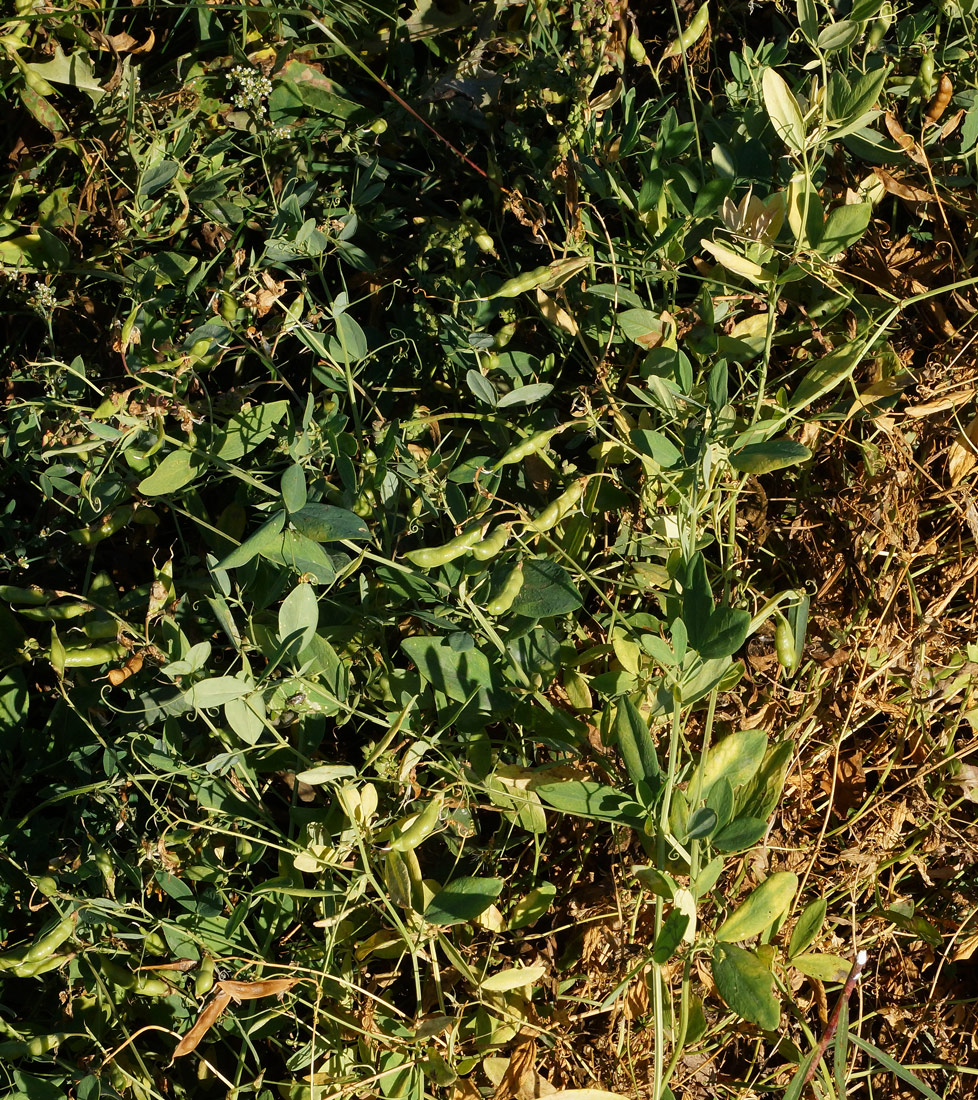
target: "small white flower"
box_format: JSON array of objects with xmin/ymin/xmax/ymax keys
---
[{"xmin": 231, "ymin": 65, "xmax": 273, "ymax": 110}]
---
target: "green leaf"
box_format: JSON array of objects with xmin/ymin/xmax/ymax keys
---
[
  {"xmin": 401, "ymin": 635, "xmax": 493, "ymax": 706},
  {"xmin": 329, "ymin": 311, "xmax": 368, "ymax": 364},
  {"xmin": 818, "ymin": 202, "xmax": 872, "ymax": 257},
  {"xmin": 789, "ymin": 345, "xmax": 861, "ymax": 412},
  {"xmin": 716, "ymin": 873, "xmax": 799, "ymax": 942},
  {"xmin": 278, "ymin": 583, "xmax": 319, "ymax": 656},
  {"xmin": 261, "ymin": 530, "xmax": 337, "ymax": 583},
  {"xmin": 698, "ymin": 607, "xmax": 751, "ymax": 660},
  {"xmin": 216, "ymin": 401, "xmax": 290, "ymax": 461},
  {"xmin": 790, "ymin": 952, "xmax": 852, "ymax": 982},
  {"xmin": 509, "ymin": 559, "xmax": 582, "ymax": 619},
  {"xmin": 618, "ymin": 308, "xmax": 666, "ymax": 348},
  {"xmin": 685, "ymin": 806, "xmax": 718, "ymax": 840},
  {"xmin": 736, "ymin": 740, "xmax": 793, "ymax": 819},
  {"xmin": 138, "ymin": 449, "xmax": 205, "ymax": 496},
  {"xmin": 796, "ymin": 0, "xmax": 817, "ymax": 41},
  {"xmin": 0, "ymin": 671, "xmax": 29, "ymax": 732},
  {"xmin": 789, "ymin": 898, "xmax": 827, "ymax": 958},
  {"xmin": 712, "ymin": 816, "xmax": 769, "ymax": 852},
  {"xmin": 225, "ymin": 695, "xmax": 266, "ymax": 745},
  {"xmin": 845, "ymin": 1034, "xmax": 942, "ymax": 1100},
  {"xmin": 218, "ymin": 511, "xmax": 288, "ymax": 570},
  {"xmin": 508, "ymin": 882, "xmax": 557, "ymax": 930},
  {"xmin": 534, "ymin": 780, "xmax": 644, "ymax": 825},
  {"xmin": 466, "ymin": 369, "xmax": 497, "ymax": 406},
  {"xmin": 290, "ymin": 503, "xmax": 370, "ymax": 542},
  {"xmin": 651, "ymin": 907, "xmax": 689, "ymax": 964},
  {"xmin": 817, "ymin": 19, "xmax": 860, "ymax": 52},
  {"xmin": 613, "ymin": 696, "xmax": 661, "ymax": 791},
  {"xmin": 496, "ymin": 383, "xmax": 554, "ymax": 408},
  {"xmin": 729, "ymin": 440, "xmax": 812, "ymax": 474},
  {"xmin": 295, "ymin": 764, "xmax": 357, "ymax": 785},
  {"xmin": 711, "ymin": 943, "xmax": 780, "ymax": 1030},
  {"xmin": 185, "ymin": 676, "xmax": 251, "ymax": 709},
  {"xmin": 281, "ymin": 464, "xmax": 308, "ymax": 514},
  {"xmin": 693, "ymin": 730, "xmax": 769, "ymax": 799},
  {"xmin": 139, "ymin": 160, "xmax": 180, "ymax": 196},
  {"xmin": 631, "ymin": 866, "xmax": 676, "ymax": 898},
  {"xmin": 28, "ymin": 44, "xmax": 105, "ymax": 102},
  {"xmin": 630, "ymin": 428, "xmax": 682, "ymax": 467},
  {"xmin": 424, "ymin": 876, "xmax": 504, "ymax": 926},
  {"xmin": 762, "ymin": 68, "xmax": 807, "ymax": 153}
]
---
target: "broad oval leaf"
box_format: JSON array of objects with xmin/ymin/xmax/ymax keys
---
[
  {"xmin": 729, "ymin": 439, "xmax": 812, "ymax": 474},
  {"xmin": 278, "ymin": 583, "xmax": 319, "ymax": 656},
  {"xmin": 424, "ymin": 876, "xmax": 504, "ymax": 926},
  {"xmin": 290, "ymin": 503, "xmax": 370, "ymax": 542},
  {"xmin": 509, "ymin": 559, "xmax": 581, "ymax": 619},
  {"xmin": 789, "ymin": 898, "xmax": 827, "ymax": 958},
  {"xmin": 496, "ymin": 383, "xmax": 554, "ymax": 408},
  {"xmin": 716, "ymin": 872, "xmax": 799, "ymax": 942},
  {"xmin": 480, "ymin": 964, "xmax": 547, "ymax": 992},
  {"xmin": 789, "ymin": 952, "xmax": 852, "ymax": 982},
  {"xmin": 712, "ymin": 942, "xmax": 781, "ymax": 1030},
  {"xmin": 762, "ymin": 68, "xmax": 807, "ymax": 153},
  {"xmin": 139, "ymin": 449, "xmax": 204, "ymax": 496},
  {"xmin": 690, "ymin": 730, "xmax": 765, "ymax": 800},
  {"xmin": 185, "ymin": 676, "xmax": 251, "ymax": 710},
  {"xmin": 217, "ymin": 510, "xmax": 287, "ymax": 570}
]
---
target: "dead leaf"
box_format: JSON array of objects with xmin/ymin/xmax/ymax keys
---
[
  {"xmin": 493, "ymin": 1034, "xmax": 537, "ymax": 1100},
  {"xmin": 535, "ymin": 289, "xmax": 579, "ymax": 336},
  {"xmin": 948, "ymin": 413, "xmax": 978, "ymax": 484}
]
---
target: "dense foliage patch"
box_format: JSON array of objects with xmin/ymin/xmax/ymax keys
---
[{"xmin": 2, "ymin": 2, "xmax": 977, "ymax": 1099}]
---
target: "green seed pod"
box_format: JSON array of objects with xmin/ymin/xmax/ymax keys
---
[
  {"xmin": 26, "ymin": 912, "xmax": 76, "ymax": 963},
  {"xmin": 662, "ymin": 1, "xmax": 709, "ymax": 58},
  {"xmin": 495, "ymin": 427, "xmax": 563, "ymax": 469},
  {"xmin": 21, "ymin": 601, "xmax": 93, "ymax": 621},
  {"xmin": 59, "ymin": 643, "xmax": 128, "ymax": 667},
  {"xmin": 867, "ymin": 2, "xmax": 893, "ymax": 48},
  {"xmin": 389, "ymin": 794, "xmax": 444, "ymax": 852},
  {"xmin": 490, "ymin": 265, "xmax": 554, "ymax": 300},
  {"xmin": 194, "ymin": 955, "xmax": 215, "ymax": 997},
  {"xmin": 405, "ymin": 523, "xmax": 487, "ymax": 569},
  {"xmin": 70, "ymin": 505, "xmax": 135, "ymax": 547},
  {"xmin": 525, "ymin": 476, "xmax": 588, "ymax": 533},
  {"xmin": 0, "ymin": 585, "xmax": 49, "ymax": 606},
  {"xmin": 487, "ymin": 562, "xmax": 524, "ymax": 617},
  {"xmin": 470, "ymin": 523, "xmax": 512, "ymax": 561},
  {"xmin": 774, "ymin": 615, "xmax": 797, "ymax": 671},
  {"xmin": 11, "ymin": 954, "xmax": 68, "ymax": 978},
  {"xmin": 0, "ymin": 1033, "xmax": 67, "ymax": 1058}
]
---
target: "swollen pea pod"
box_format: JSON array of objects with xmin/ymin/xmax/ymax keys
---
[
  {"xmin": 0, "ymin": 911, "xmax": 77, "ymax": 973},
  {"xmin": 867, "ymin": 1, "xmax": 893, "ymax": 49},
  {"xmin": 21, "ymin": 601, "xmax": 93, "ymax": 622},
  {"xmin": 100, "ymin": 958, "xmax": 173, "ymax": 997},
  {"xmin": 662, "ymin": 1, "xmax": 709, "ymax": 59},
  {"xmin": 774, "ymin": 614, "xmax": 797, "ymax": 671},
  {"xmin": 404, "ymin": 523, "xmax": 487, "ymax": 569},
  {"xmin": 194, "ymin": 955, "xmax": 215, "ymax": 997},
  {"xmin": 0, "ymin": 585, "xmax": 49, "ymax": 606},
  {"xmin": 0, "ymin": 1032, "xmax": 68, "ymax": 1058},
  {"xmin": 487, "ymin": 563, "xmax": 524, "ymax": 617},
  {"xmin": 58, "ymin": 643, "xmax": 128, "ymax": 667},
  {"xmin": 389, "ymin": 794, "xmax": 445, "ymax": 853},
  {"xmin": 470, "ymin": 523, "xmax": 512, "ymax": 561},
  {"xmin": 524, "ymin": 476, "xmax": 589, "ymax": 533},
  {"xmin": 70, "ymin": 505, "xmax": 135, "ymax": 547},
  {"xmin": 494, "ymin": 426, "xmax": 565, "ymax": 469},
  {"xmin": 914, "ymin": 51, "xmax": 936, "ymax": 102}
]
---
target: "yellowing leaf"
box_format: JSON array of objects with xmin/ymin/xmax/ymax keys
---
[
  {"xmin": 480, "ymin": 964, "xmax": 547, "ymax": 992},
  {"xmin": 762, "ymin": 68, "xmax": 807, "ymax": 153},
  {"xmin": 700, "ymin": 240, "xmax": 774, "ymax": 286}
]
